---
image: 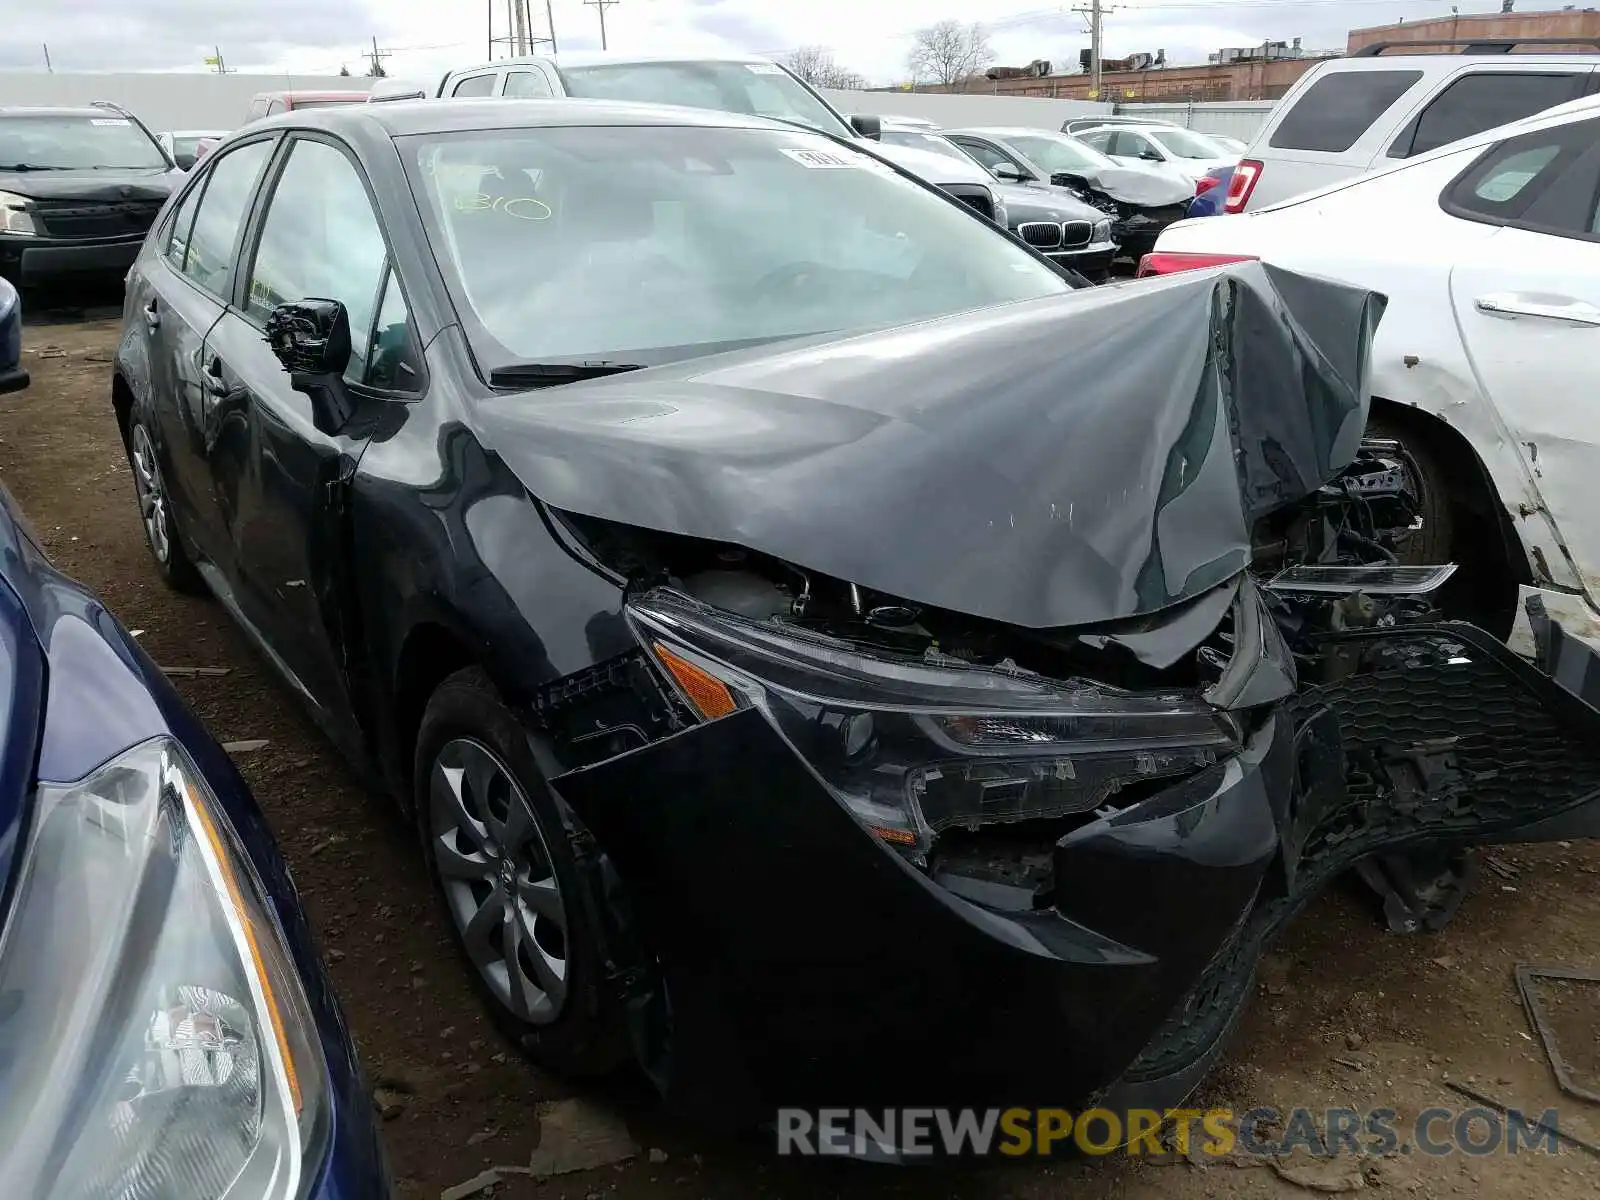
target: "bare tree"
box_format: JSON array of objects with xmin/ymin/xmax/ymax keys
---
[
  {"xmin": 783, "ymin": 45, "xmax": 867, "ymax": 91},
  {"xmin": 907, "ymin": 20, "xmax": 994, "ymax": 89}
]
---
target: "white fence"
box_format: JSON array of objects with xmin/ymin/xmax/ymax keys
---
[
  {"xmin": 824, "ymin": 89, "xmax": 1111, "ymax": 131},
  {"xmin": 0, "ymin": 70, "xmax": 1113, "ymax": 137},
  {"xmin": 1113, "ymin": 100, "xmax": 1277, "ymax": 142},
  {"xmin": 0, "ymin": 73, "xmax": 372, "ymax": 132}
]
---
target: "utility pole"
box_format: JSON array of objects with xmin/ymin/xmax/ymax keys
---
[
  {"xmin": 366, "ymin": 36, "xmax": 392, "ymax": 77},
  {"xmin": 1072, "ymin": 0, "xmax": 1112, "ymax": 100},
  {"xmin": 42, "ymin": 43, "xmax": 52, "ymax": 72},
  {"xmin": 545, "ymin": 0, "xmax": 559, "ymax": 53},
  {"xmin": 511, "ymin": 0, "xmax": 530, "ymax": 56},
  {"xmin": 584, "ymin": 0, "xmax": 618, "ymax": 51}
]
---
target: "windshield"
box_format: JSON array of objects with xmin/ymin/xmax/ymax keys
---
[
  {"xmin": 1148, "ymin": 128, "xmax": 1230, "ymax": 159},
  {"xmin": 1006, "ymin": 133, "xmax": 1113, "ymax": 175},
  {"xmin": 0, "ymin": 115, "xmax": 167, "ymax": 170},
  {"xmin": 557, "ymin": 61, "xmax": 855, "ymax": 137},
  {"xmin": 406, "ymin": 125, "xmax": 1069, "ymax": 373},
  {"xmin": 879, "ymin": 129, "xmax": 976, "ymax": 166}
]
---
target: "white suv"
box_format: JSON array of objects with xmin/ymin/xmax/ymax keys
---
[{"xmin": 1229, "ymin": 37, "xmax": 1600, "ymax": 212}]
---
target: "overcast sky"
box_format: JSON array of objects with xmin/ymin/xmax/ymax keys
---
[{"xmin": 4, "ymin": 0, "xmax": 1518, "ymax": 84}]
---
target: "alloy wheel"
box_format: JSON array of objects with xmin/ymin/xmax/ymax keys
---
[
  {"xmin": 129, "ymin": 423, "xmax": 171, "ymax": 564},
  {"xmin": 429, "ymin": 737, "xmax": 569, "ymax": 1023}
]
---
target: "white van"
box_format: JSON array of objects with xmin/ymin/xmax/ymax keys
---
[{"xmin": 1230, "ymin": 36, "xmax": 1600, "ymax": 211}]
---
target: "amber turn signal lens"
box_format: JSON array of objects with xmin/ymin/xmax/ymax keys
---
[{"xmin": 652, "ymin": 642, "xmax": 738, "ymax": 719}]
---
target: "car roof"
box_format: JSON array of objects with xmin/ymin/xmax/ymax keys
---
[
  {"xmin": 450, "ymin": 48, "xmax": 771, "ymax": 73},
  {"xmin": 0, "ymin": 105, "xmax": 121, "ymax": 118},
  {"xmin": 1307, "ymin": 51, "xmax": 1600, "ymax": 72},
  {"xmin": 249, "ymin": 96, "xmax": 808, "ymax": 139},
  {"xmin": 945, "ymin": 127, "xmax": 1066, "ymax": 138},
  {"xmin": 252, "ymin": 90, "xmax": 370, "ymax": 101}
]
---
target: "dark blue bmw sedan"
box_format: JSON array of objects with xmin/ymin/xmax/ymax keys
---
[{"xmin": 0, "ymin": 359, "xmax": 387, "ymax": 1196}]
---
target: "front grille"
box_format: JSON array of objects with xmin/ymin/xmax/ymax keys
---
[
  {"xmin": 1017, "ymin": 221, "xmax": 1063, "ymax": 249},
  {"xmin": 1061, "ymin": 219, "xmax": 1093, "ymax": 249},
  {"xmin": 31, "ymin": 198, "xmax": 163, "ymax": 240},
  {"xmin": 939, "ymin": 183, "xmax": 995, "ymax": 223}
]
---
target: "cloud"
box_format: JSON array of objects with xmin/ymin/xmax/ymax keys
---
[
  {"xmin": 3, "ymin": 0, "xmax": 390, "ymax": 73},
  {"xmin": 2, "ymin": 0, "xmax": 1513, "ymax": 83}
]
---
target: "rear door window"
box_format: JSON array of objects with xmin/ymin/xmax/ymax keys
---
[
  {"xmin": 1442, "ymin": 119, "xmax": 1600, "ymax": 234},
  {"xmin": 451, "ymin": 73, "xmax": 497, "ymax": 97},
  {"xmin": 1393, "ymin": 72, "xmax": 1586, "ymax": 158},
  {"xmin": 180, "ymin": 140, "xmax": 273, "ymax": 297},
  {"xmin": 1269, "ymin": 70, "xmax": 1424, "ymax": 153},
  {"xmin": 503, "ymin": 70, "xmax": 553, "ymax": 98}
]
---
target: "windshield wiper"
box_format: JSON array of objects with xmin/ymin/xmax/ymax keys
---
[
  {"xmin": 0, "ymin": 163, "xmax": 65, "ymax": 172},
  {"xmin": 488, "ymin": 361, "xmax": 648, "ymax": 388}
]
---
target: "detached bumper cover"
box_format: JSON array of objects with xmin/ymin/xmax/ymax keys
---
[
  {"xmin": 553, "ymin": 619, "xmax": 1600, "ymax": 1121},
  {"xmin": 553, "ymin": 705, "xmax": 1292, "ymax": 1117}
]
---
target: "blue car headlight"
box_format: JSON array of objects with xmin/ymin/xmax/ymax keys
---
[{"xmin": 0, "ymin": 738, "xmax": 326, "ymax": 1199}]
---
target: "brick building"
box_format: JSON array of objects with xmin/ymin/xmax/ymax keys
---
[
  {"xmin": 926, "ymin": 7, "xmax": 1600, "ymax": 103},
  {"xmin": 1348, "ymin": 8, "xmax": 1600, "ymax": 54}
]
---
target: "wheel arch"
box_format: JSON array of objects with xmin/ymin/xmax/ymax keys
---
[{"xmin": 1369, "ymin": 396, "xmax": 1532, "ymax": 635}]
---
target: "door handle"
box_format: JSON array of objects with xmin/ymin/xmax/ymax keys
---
[
  {"xmin": 142, "ymin": 299, "xmax": 160, "ymax": 330},
  {"xmin": 201, "ymin": 355, "xmax": 228, "ymax": 397},
  {"xmin": 1474, "ymin": 292, "xmax": 1600, "ymax": 327}
]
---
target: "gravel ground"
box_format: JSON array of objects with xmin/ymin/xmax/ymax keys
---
[{"xmin": 6, "ymin": 306, "xmax": 1600, "ymax": 1199}]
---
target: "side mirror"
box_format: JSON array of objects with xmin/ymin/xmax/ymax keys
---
[
  {"xmin": 174, "ymin": 152, "xmax": 197, "ymax": 171},
  {"xmin": 265, "ymin": 299, "xmax": 358, "ymax": 435},
  {"xmin": 1140, "ymin": 149, "xmax": 1164, "ymax": 162},
  {"xmin": 849, "ymin": 114, "xmax": 882, "ymax": 141},
  {"xmin": 992, "ymin": 161, "xmax": 1028, "ymax": 183}
]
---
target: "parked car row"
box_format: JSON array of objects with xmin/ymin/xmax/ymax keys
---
[
  {"xmin": 8, "ymin": 40, "xmax": 1600, "ymax": 1174},
  {"xmin": 96, "ymin": 81, "xmax": 1600, "ymax": 1150}
]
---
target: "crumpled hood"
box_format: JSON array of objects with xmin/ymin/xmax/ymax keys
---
[
  {"xmin": 0, "ymin": 167, "xmax": 177, "ymax": 204},
  {"xmin": 1076, "ymin": 162, "xmax": 1194, "ymax": 206},
  {"xmin": 475, "ymin": 262, "xmax": 1384, "ymax": 630}
]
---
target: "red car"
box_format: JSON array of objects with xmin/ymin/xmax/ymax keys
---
[{"xmin": 243, "ymin": 90, "xmax": 369, "ymax": 123}]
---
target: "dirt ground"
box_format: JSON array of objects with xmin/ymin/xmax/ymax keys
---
[{"xmin": 7, "ymin": 310, "xmax": 1600, "ymax": 1199}]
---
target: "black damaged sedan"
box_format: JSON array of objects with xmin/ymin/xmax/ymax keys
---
[{"xmin": 114, "ymin": 99, "xmax": 1600, "ymax": 1136}]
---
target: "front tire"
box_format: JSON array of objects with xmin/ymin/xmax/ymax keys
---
[
  {"xmin": 125, "ymin": 415, "xmax": 203, "ymax": 593},
  {"xmin": 414, "ymin": 666, "xmax": 625, "ymax": 1077}
]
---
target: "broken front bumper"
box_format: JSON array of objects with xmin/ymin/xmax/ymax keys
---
[{"xmin": 551, "ymin": 619, "xmax": 1600, "ymax": 1126}]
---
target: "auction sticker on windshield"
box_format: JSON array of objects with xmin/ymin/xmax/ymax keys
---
[{"xmin": 781, "ymin": 147, "xmax": 870, "ymax": 169}]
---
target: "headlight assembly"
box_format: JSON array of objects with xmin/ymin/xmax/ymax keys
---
[
  {"xmin": 629, "ymin": 589, "xmax": 1236, "ymax": 859},
  {"xmin": 1092, "ymin": 219, "xmax": 1112, "ymax": 244},
  {"xmin": 0, "ymin": 191, "xmax": 39, "ymax": 237},
  {"xmin": 0, "ymin": 739, "xmax": 326, "ymax": 1199}
]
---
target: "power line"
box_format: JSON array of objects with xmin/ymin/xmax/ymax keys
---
[{"xmin": 583, "ymin": 0, "xmax": 619, "ymax": 50}]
